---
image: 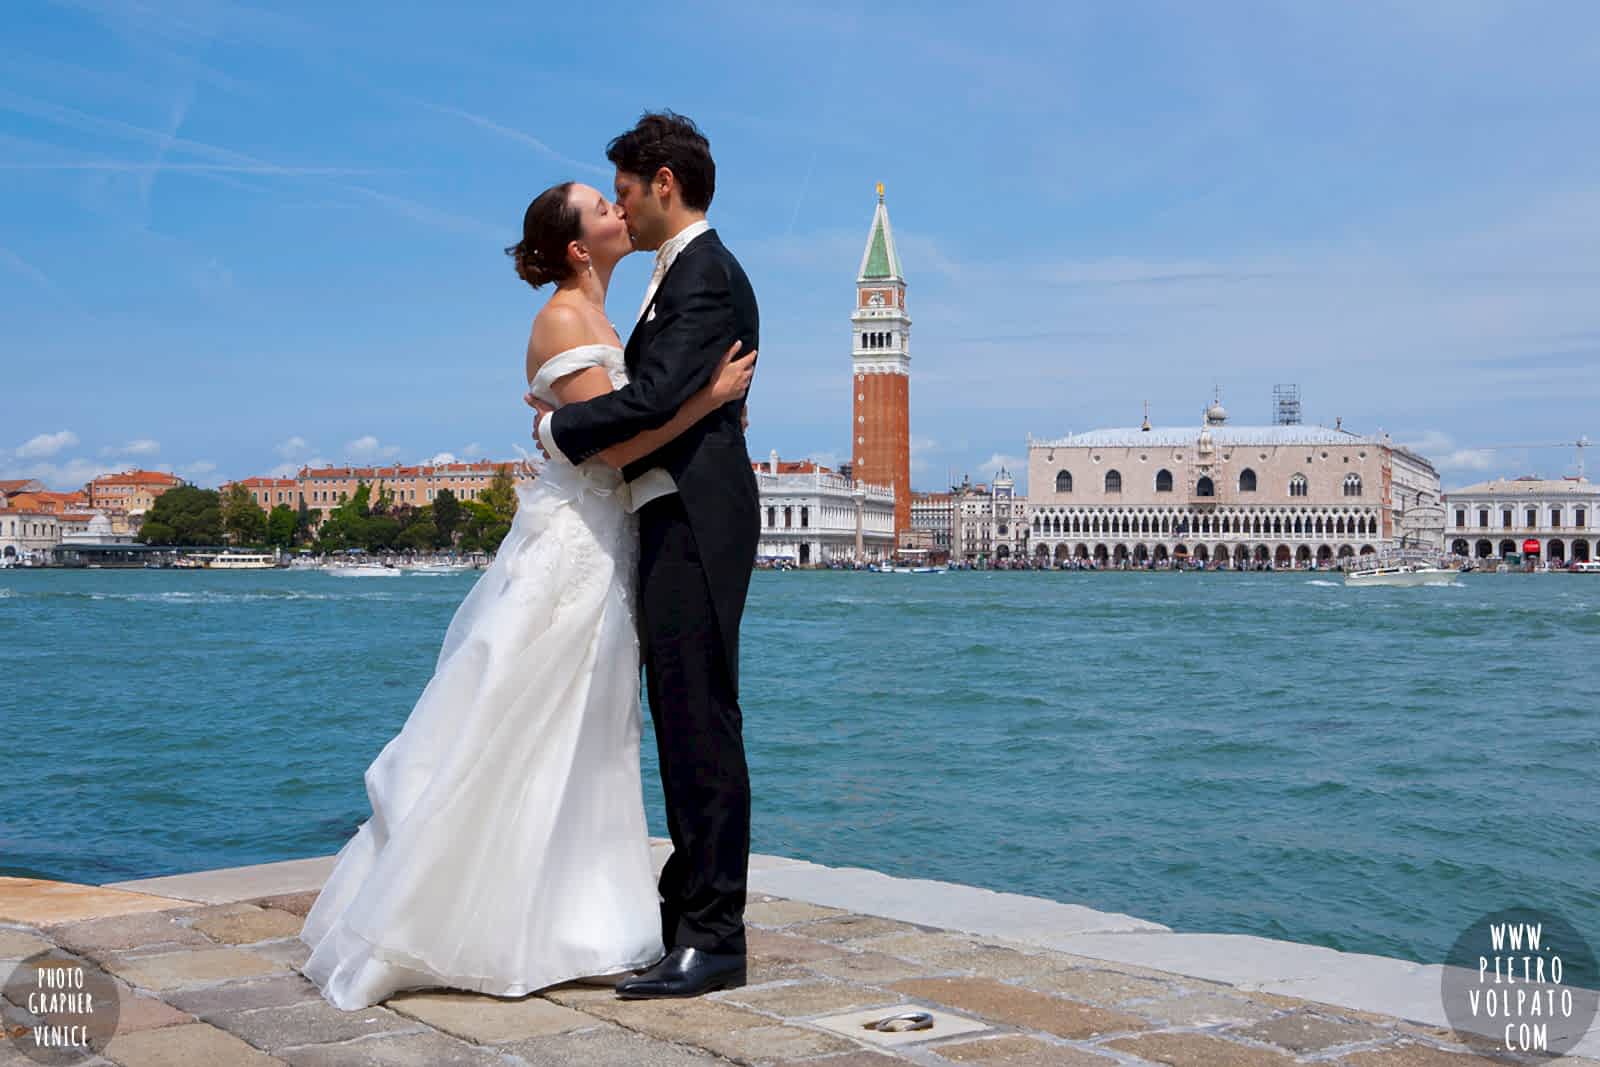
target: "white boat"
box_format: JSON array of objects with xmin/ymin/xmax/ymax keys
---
[
  {"xmin": 1344, "ymin": 561, "xmax": 1459, "ymax": 587},
  {"xmin": 1571, "ymin": 561, "xmax": 1600, "ymax": 574},
  {"xmin": 404, "ymin": 562, "xmax": 471, "ymax": 575},
  {"xmin": 325, "ymin": 563, "xmax": 401, "ymax": 578},
  {"xmin": 206, "ymin": 553, "xmax": 278, "ymax": 570}
]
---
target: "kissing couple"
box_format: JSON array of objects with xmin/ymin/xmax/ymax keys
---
[{"xmin": 300, "ymin": 111, "xmax": 763, "ymax": 1008}]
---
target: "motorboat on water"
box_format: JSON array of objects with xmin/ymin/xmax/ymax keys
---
[
  {"xmin": 206, "ymin": 553, "xmax": 279, "ymax": 570},
  {"xmin": 1571, "ymin": 560, "xmax": 1600, "ymax": 574},
  {"xmin": 404, "ymin": 562, "xmax": 473, "ymax": 575},
  {"xmin": 325, "ymin": 562, "xmax": 401, "ymax": 578},
  {"xmin": 1344, "ymin": 552, "xmax": 1460, "ymax": 587}
]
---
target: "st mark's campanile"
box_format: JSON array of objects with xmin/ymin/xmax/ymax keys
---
[{"xmin": 850, "ymin": 184, "xmax": 911, "ymax": 536}]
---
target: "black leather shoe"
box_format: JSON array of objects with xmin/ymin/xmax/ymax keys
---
[{"xmin": 614, "ymin": 946, "xmax": 746, "ymax": 999}]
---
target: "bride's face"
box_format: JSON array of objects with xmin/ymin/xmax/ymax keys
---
[{"xmin": 568, "ymin": 184, "xmax": 633, "ymax": 269}]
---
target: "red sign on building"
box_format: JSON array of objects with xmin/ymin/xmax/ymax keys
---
[{"xmin": 1522, "ymin": 539, "xmax": 1542, "ymax": 555}]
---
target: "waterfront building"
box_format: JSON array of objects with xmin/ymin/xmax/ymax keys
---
[
  {"xmin": 86, "ymin": 470, "xmax": 183, "ymax": 516},
  {"xmin": 1, "ymin": 505, "xmax": 65, "ymax": 563},
  {"xmin": 1443, "ymin": 476, "xmax": 1598, "ymax": 563},
  {"xmin": 224, "ymin": 477, "xmax": 299, "ymax": 511},
  {"xmin": 850, "ymin": 184, "xmax": 912, "ymax": 538},
  {"xmin": 291, "ymin": 460, "xmax": 514, "ymax": 526},
  {"xmin": 754, "ymin": 452, "xmax": 895, "ymax": 565},
  {"xmin": 909, "ymin": 491, "xmax": 953, "ymax": 560},
  {"xmin": 950, "ymin": 469, "xmax": 1032, "ymax": 563},
  {"xmin": 1026, "ymin": 397, "xmax": 1442, "ymax": 567},
  {"xmin": 0, "ymin": 490, "xmax": 102, "ymax": 563}
]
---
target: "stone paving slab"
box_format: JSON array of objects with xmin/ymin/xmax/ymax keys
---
[
  {"xmin": 383, "ymin": 989, "xmax": 592, "ymax": 1043},
  {"xmin": 0, "ymin": 879, "xmax": 189, "ymax": 926},
  {"xmin": 186, "ymin": 905, "xmax": 304, "ymax": 946},
  {"xmin": 47, "ymin": 912, "xmax": 214, "ymax": 958},
  {"xmin": 750, "ymin": 860, "xmax": 1169, "ymax": 942},
  {"xmin": 104, "ymin": 857, "xmax": 337, "ymax": 905},
  {"xmin": 100, "ymin": 945, "xmax": 286, "ymax": 990},
  {"xmin": 101, "ymin": 1020, "xmax": 288, "ymax": 1066}
]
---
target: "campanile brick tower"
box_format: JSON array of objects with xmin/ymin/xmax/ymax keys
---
[{"xmin": 851, "ymin": 183, "xmax": 911, "ymax": 537}]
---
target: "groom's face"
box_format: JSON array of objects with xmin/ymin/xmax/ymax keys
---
[{"xmin": 614, "ymin": 169, "xmax": 666, "ymax": 252}]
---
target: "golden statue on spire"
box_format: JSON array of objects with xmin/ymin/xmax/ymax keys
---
[{"xmin": 876, "ymin": 181, "xmax": 885, "ymax": 201}]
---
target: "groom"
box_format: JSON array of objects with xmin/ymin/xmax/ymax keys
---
[{"xmin": 531, "ymin": 111, "xmax": 759, "ymax": 999}]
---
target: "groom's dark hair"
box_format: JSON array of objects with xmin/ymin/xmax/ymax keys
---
[{"xmin": 607, "ymin": 111, "xmax": 715, "ymax": 212}]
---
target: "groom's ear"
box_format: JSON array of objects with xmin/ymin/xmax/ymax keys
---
[{"xmin": 651, "ymin": 165, "xmax": 677, "ymax": 201}]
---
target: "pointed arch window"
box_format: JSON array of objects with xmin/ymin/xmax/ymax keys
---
[
  {"xmin": 1343, "ymin": 473, "xmax": 1362, "ymax": 497},
  {"xmin": 1055, "ymin": 470, "xmax": 1072, "ymax": 493},
  {"xmin": 1289, "ymin": 474, "xmax": 1308, "ymax": 498},
  {"xmin": 1239, "ymin": 468, "xmax": 1257, "ymax": 492},
  {"xmin": 1105, "ymin": 470, "xmax": 1122, "ymax": 493},
  {"xmin": 1155, "ymin": 469, "xmax": 1173, "ymax": 493},
  {"xmin": 1196, "ymin": 476, "xmax": 1215, "ymax": 498}
]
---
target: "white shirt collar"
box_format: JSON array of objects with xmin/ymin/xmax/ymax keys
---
[{"xmin": 652, "ymin": 218, "xmax": 710, "ymax": 277}]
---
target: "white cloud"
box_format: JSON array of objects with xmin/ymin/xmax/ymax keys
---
[
  {"xmin": 0, "ymin": 455, "xmax": 119, "ymax": 489},
  {"xmin": 275, "ymin": 435, "xmax": 311, "ymax": 459},
  {"xmin": 15, "ymin": 430, "xmax": 78, "ymax": 458},
  {"xmin": 460, "ymin": 442, "xmax": 482, "ymax": 457},
  {"xmin": 427, "ymin": 451, "xmax": 458, "ymax": 465},
  {"xmin": 345, "ymin": 435, "xmax": 401, "ymax": 461},
  {"xmin": 1400, "ymin": 431, "xmax": 1496, "ymax": 474},
  {"xmin": 182, "ymin": 460, "xmax": 217, "ymax": 476},
  {"xmin": 100, "ymin": 438, "xmax": 160, "ymax": 458}
]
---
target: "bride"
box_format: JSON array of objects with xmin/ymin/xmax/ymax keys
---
[{"xmin": 299, "ymin": 181, "xmax": 756, "ymax": 1011}]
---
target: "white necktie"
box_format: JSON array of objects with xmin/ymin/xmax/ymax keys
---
[{"xmin": 638, "ymin": 253, "xmax": 669, "ymax": 324}]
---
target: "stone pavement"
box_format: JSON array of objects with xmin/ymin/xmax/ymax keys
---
[{"xmin": 1, "ymin": 853, "xmax": 1595, "ymax": 1067}]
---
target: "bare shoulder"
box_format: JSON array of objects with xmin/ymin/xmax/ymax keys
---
[{"xmin": 525, "ymin": 300, "xmax": 607, "ymax": 380}]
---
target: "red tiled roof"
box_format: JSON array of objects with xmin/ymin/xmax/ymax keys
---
[
  {"xmin": 0, "ymin": 479, "xmax": 44, "ymax": 494},
  {"xmin": 92, "ymin": 470, "xmax": 181, "ymax": 487},
  {"xmin": 752, "ymin": 459, "xmax": 833, "ymax": 475},
  {"xmin": 227, "ymin": 477, "xmax": 296, "ymax": 488}
]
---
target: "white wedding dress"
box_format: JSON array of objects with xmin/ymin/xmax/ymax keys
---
[{"xmin": 300, "ymin": 344, "xmax": 664, "ymax": 1010}]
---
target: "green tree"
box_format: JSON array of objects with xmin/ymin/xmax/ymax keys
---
[
  {"xmin": 480, "ymin": 465, "xmax": 517, "ymax": 523},
  {"xmin": 265, "ymin": 504, "xmax": 297, "ymax": 548},
  {"xmin": 138, "ymin": 486, "xmax": 222, "ymax": 546},
  {"xmin": 433, "ymin": 488, "xmax": 461, "ymax": 545},
  {"xmin": 395, "ymin": 517, "xmax": 439, "ymax": 551},
  {"xmin": 459, "ymin": 499, "xmax": 512, "ymax": 555},
  {"xmin": 221, "ymin": 484, "xmax": 268, "ymax": 546}
]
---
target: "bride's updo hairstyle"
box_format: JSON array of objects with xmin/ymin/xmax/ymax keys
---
[{"xmin": 506, "ymin": 182, "xmax": 580, "ymax": 289}]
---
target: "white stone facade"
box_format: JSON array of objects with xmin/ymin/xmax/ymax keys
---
[
  {"xmin": 1444, "ymin": 477, "xmax": 1598, "ymax": 562},
  {"xmin": 951, "ymin": 469, "xmax": 1031, "ymax": 562},
  {"xmin": 910, "ymin": 492, "xmax": 953, "ymax": 556},
  {"xmin": 1024, "ymin": 401, "xmax": 1441, "ymax": 568},
  {"xmin": 755, "ymin": 455, "xmax": 895, "ymax": 565},
  {"xmin": 1, "ymin": 510, "xmax": 65, "ymax": 563}
]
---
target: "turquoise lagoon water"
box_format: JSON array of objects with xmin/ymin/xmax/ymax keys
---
[{"xmin": 1, "ymin": 568, "xmax": 1595, "ymax": 968}]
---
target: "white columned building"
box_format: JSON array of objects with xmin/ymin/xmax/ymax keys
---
[
  {"xmin": 1025, "ymin": 397, "xmax": 1442, "ymax": 568},
  {"xmin": 754, "ymin": 452, "xmax": 895, "ymax": 565},
  {"xmin": 1443, "ymin": 477, "xmax": 1598, "ymax": 563}
]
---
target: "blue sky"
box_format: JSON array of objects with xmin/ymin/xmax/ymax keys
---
[{"xmin": 4, "ymin": 1, "xmax": 1598, "ymax": 495}]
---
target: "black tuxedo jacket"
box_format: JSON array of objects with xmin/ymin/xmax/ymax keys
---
[{"xmin": 548, "ymin": 229, "xmax": 760, "ymax": 690}]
